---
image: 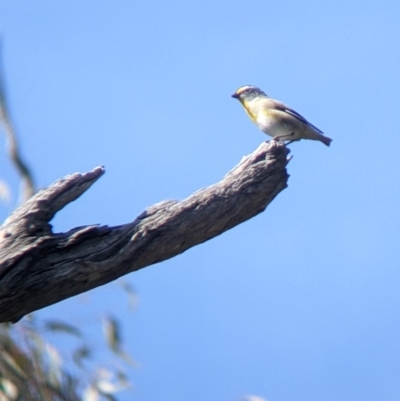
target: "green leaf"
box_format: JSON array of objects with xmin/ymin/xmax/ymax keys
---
[
  {"xmin": 102, "ymin": 316, "xmax": 121, "ymax": 354},
  {"xmin": 72, "ymin": 346, "xmax": 91, "ymax": 369},
  {"xmin": 0, "ymin": 378, "xmax": 19, "ymax": 400},
  {"xmin": 118, "ymin": 280, "xmax": 138, "ymax": 310},
  {"xmin": 44, "ymin": 321, "xmax": 82, "ymax": 338}
]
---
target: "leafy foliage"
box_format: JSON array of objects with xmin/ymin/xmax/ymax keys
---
[{"xmin": 0, "ymin": 311, "xmax": 133, "ymax": 401}]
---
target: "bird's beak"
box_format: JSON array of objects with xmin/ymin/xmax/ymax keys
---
[{"xmin": 231, "ymin": 92, "xmax": 239, "ymax": 99}]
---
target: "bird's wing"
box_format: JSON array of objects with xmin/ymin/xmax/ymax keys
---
[{"xmin": 273, "ymin": 101, "xmax": 324, "ymax": 134}]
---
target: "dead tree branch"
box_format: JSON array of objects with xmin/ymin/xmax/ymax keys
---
[{"xmin": 0, "ymin": 141, "xmax": 290, "ymax": 323}]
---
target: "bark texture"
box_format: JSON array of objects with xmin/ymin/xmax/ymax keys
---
[{"xmin": 0, "ymin": 141, "xmax": 290, "ymax": 323}]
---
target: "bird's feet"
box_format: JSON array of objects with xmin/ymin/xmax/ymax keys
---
[
  {"xmin": 273, "ymin": 132, "xmax": 299, "ymax": 146},
  {"xmin": 285, "ymin": 138, "xmax": 301, "ymax": 146}
]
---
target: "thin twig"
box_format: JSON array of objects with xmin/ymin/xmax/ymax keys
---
[{"xmin": 0, "ymin": 39, "xmax": 35, "ymax": 202}]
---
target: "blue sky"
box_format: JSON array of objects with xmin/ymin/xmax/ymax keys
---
[{"xmin": 1, "ymin": 1, "xmax": 400, "ymax": 400}]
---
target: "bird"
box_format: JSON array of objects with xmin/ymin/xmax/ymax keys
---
[{"xmin": 232, "ymin": 85, "xmax": 332, "ymax": 146}]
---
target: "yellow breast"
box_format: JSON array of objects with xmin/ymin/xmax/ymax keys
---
[{"xmin": 241, "ymin": 99, "xmax": 259, "ymax": 123}]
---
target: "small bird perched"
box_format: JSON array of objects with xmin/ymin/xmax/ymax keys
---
[{"xmin": 232, "ymin": 85, "xmax": 332, "ymax": 146}]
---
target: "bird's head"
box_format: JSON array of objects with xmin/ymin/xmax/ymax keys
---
[{"xmin": 231, "ymin": 85, "xmax": 267, "ymax": 103}]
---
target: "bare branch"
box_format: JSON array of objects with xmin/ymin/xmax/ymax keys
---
[
  {"xmin": 0, "ymin": 39, "xmax": 35, "ymax": 202},
  {"xmin": 0, "ymin": 141, "xmax": 290, "ymax": 323}
]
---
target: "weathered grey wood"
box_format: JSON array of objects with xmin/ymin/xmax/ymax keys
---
[{"xmin": 0, "ymin": 141, "xmax": 290, "ymax": 323}]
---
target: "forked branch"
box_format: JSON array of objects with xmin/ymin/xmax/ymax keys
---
[{"xmin": 0, "ymin": 141, "xmax": 290, "ymax": 323}]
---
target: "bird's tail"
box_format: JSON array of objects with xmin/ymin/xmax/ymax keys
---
[{"xmin": 319, "ymin": 134, "xmax": 333, "ymax": 147}]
